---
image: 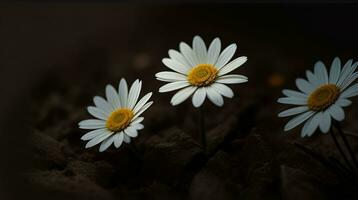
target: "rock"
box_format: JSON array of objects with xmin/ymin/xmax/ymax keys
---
[
  {"xmin": 189, "ymin": 151, "xmax": 238, "ymax": 200},
  {"xmin": 280, "ymin": 165, "xmax": 326, "ymax": 200},
  {"xmin": 29, "ymin": 132, "xmax": 67, "ymax": 170},
  {"xmin": 142, "ymin": 127, "xmax": 204, "ymax": 184},
  {"xmin": 25, "ymin": 170, "xmax": 112, "ymax": 200},
  {"xmin": 65, "ymin": 160, "xmax": 115, "ymax": 187},
  {"xmin": 206, "ymin": 116, "xmax": 237, "ymax": 154}
]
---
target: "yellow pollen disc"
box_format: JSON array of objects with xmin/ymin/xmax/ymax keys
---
[
  {"xmin": 187, "ymin": 64, "xmax": 218, "ymax": 86},
  {"xmin": 307, "ymin": 84, "xmax": 340, "ymax": 111},
  {"xmin": 106, "ymin": 108, "xmax": 134, "ymax": 132}
]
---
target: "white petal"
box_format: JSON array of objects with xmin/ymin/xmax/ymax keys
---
[
  {"xmin": 218, "ymin": 56, "xmax": 247, "ymax": 76},
  {"xmin": 159, "ymin": 81, "xmax": 190, "ymax": 93},
  {"xmin": 192, "ymin": 87, "xmax": 206, "ymax": 107},
  {"xmin": 131, "ymin": 117, "xmax": 144, "ymax": 124},
  {"xmin": 319, "ymin": 110, "xmax": 331, "ymax": 133},
  {"xmin": 278, "ymin": 106, "xmax": 309, "ymax": 117},
  {"xmin": 193, "ymin": 35, "xmax": 207, "ymax": 64},
  {"xmin": 106, "ymin": 84, "xmax": 121, "ymax": 109},
  {"xmin": 211, "ymin": 83, "xmax": 234, "ymax": 98},
  {"xmin": 295, "ymin": 78, "xmax": 314, "ymax": 94},
  {"xmin": 284, "ymin": 111, "xmax": 315, "ymax": 131},
  {"xmin": 329, "ymin": 57, "xmax": 341, "ymax": 84},
  {"xmin": 133, "ymin": 92, "xmax": 152, "ymax": 114},
  {"xmin": 93, "ymin": 96, "xmax": 112, "ymax": 115},
  {"xmin": 79, "ymin": 119, "xmax": 106, "ymax": 129},
  {"xmin": 306, "ymin": 70, "xmax": 320, "ymax": 88},
  {"xmin": 335, "ymin": 98, "xmax": 352, "ymax": 107},
  {"xmin": 328, "ymin": 104, "xmax": 345, "ymax": 121},
  {"xmin": 340, "ymin": 83, "xmax": 358, "ymax": 98},
  {"xmin": 155, "ymin": 71, "xmax": 187, "ymax": 81},
  {"xmin": 123, "ymin": 133, "xmax": 131, "ymax": 144},
  {"xmin": 81, "ymin": 128, "xmax": 107, "ymax": 141},
  {"xmin": 314, "ymin": 61, "xmax": 328, "ymax": 85},
  {"xmin": 277, "ymin": 97, "xmax": 307, "ymax": 105},
  {"xmin": 114, "ymin": 132, "xmax": 124, "ymax": 147},
  {"xmin": 207, "ymin": 37, "xmax": 221, "ymax": 65},
  {"xmin": 215, "ymin": 43, "xmax": 237, "ymax": 69},
  {"xmin": 170, "ymin": 86, "xmax": 197, "ymax": 106},
  {"xmin": 206, "ymin": 86, "xmax": 224, "ymax": 107},
  {"xmin": 124, "ymin": 126, "xmax": 138, "ymax": 137},
  {"xmin": 337, "ymin": 59, "xmax": 354, "ymax": 86},
  {"xmin": 340, "ymin": 72, "xmax": 358, "ymax": 90},
  {"xmin": 85, "ymin": 131, "xmax": 111, "ymax": 148},
  {"xmin": 87, "ymin": 106, "xmax": 108, "ymax": 120},
  {"xmin": 282, "ymin": 89, "xmax": 308, "ymax": 99},
  {"xmin": 162, "ymin": 58, "xmax": 189, "ymax": 74},
  {"xmin": 132, "ymin": 123, "xmax": 144, "ymax": 130},
  {"xmin": 216, "ymin": 74, "xmax": 248, "ymax": 84},
  {"xmin": 99, "ymin": 135, "xmax": 115, "ymax": 152},
  {"xmin": 127, "ymin": 80, "xmax": 142, "ymax": 109},
  {"xmin": 133, "ymin": 101, "xmax": 153, "ymax": 119},
  {"xmin": 179, "ymin": 42, "xmax": 198, "ymax": 67},
  {"xmin": 301, "ymin": 112, "xmax": 320, "ymax": 137},
  {"xmin": 168, "ymin": 49, "xmax": 191, "ymax": 70},
  {"xmin": 118, "ymin": 78, "xmax": 128, "ymax": 108}
]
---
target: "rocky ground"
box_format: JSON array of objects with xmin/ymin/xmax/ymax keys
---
[{"xmin": 1, "ymin": 5, "xmax": 358, "ymax": 200}]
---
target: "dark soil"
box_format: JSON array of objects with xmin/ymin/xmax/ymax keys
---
[{"xmin": 1, "ymin": 4, "xmax": 358, "ymax": 200}]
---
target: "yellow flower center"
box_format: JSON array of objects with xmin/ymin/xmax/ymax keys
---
[
  {"xmin": 307, "ymin": 84, "xmax": 340, "ymax": 111},
  {"xmin": 106, "ymin": 108, "xmax": 134, "ymax": 132},
  {"xmin": 187, "ymin": 64, "xmax": 218, "ymax": 86}
]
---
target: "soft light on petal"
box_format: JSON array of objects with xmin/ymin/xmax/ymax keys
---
[
  {"xmin": 99, "ymin": 135, "xmax": 115, "ymax": 152},
  {"xmin": 329, "ymin": 57, "xmax": 341, "ymax": 84},
  {"xmin": 284, "ymin": 111, "xmax": 315, "ymax": 131},
  {"xmin": 218, "ymin": 56, "xmax": 247, "ymax": 76},
  {"xmin": 170, "ymin": 86, "xmax": 197, "ymax": 106},
  {"xmin": 155, "ymin": 71, "xmax": 187, "ymax": 81},
  {"xmin": 278, "ymin": 106, "xmax": 309, "ymax": 117},
  {"xmin": 216, "ymin": 74, "xmax": 248, "ymax": 84},
  {"xmin": 215, "ymin": 43, "xmax": 237, "ymax": 69},
  {"xmin": 127, "ymin": 80, "xmax": 142, "ymax": 109},
  {"xmin": 206, "ymin": 86, "xmax": 224, "ymax": 107},
  {"xmin": 193, "ymin": 35, "xmax": 207, "ymax": 64},
  {"xmin": 159, "ymin": 81, "xmax": 190, "ymax": 93},
  {"xmin": 87, "ymin": 106, "xmax": 108, "ymax": 120},
  {"xmin": 207, "ymin": 37, "xmax": 221, "ymax": 65},
  {"xmin": 106, "ymin": 84, "xmax": 121, "ymax": 109},
  {"xmin": 328, "ymin": 104, "xmax": 345, "ymax": 121},
  {"xmin": 162, "ymin": 58, "xmax": 189, "ymax": 74},
  {"xmin": 192, "ymin": 87, "xmax": 206, "ymax": 107},
  {"xmin": 211, "ymin": 83, "xmax": 234, "ymax": 98},
  {"xmin": 301, "ymin": 112, "xmax": 320, "ymax": 137}
]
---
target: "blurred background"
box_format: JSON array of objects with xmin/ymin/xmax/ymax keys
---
[{"xmin": 1, "ymin": 3, "xmax": 358, "ymax": 200}]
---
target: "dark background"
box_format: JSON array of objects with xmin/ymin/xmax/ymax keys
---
[{"xmin": 1, "ymin": 3, "xmax": 358, "ymax": 200}]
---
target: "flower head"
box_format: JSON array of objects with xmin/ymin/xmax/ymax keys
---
[
  {"xmin": 155, "ymin": 35, "xmax": 248, "ymax": 107},
  {"xmin": 278, "ymin": 57, "xmax": 358, "ymax": 137},
  {"xmin": 78, "ymin": 78, "xmax": 153, "ymax": 152}
]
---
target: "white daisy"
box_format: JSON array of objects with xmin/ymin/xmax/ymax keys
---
[
  {"xmin": 78, "ymin": 78, "xmax": 153, "ymax": 152},
  {"xmin": 155, "ymin": 35, "xmax": 248, "ymax": 107},
  {"xmin": 278, "ymin": 57, "xmax": 358, "ymax": 137}
]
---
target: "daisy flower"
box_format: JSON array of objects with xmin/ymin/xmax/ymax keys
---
[
  {"xmin": 78, "ymin": 78, "xmax": 153, "ymax": 152},
  {"xmin": 278, "ymin": 57, "xmax": 358, "ymax": 137},
  {"xmin": 155, "ymin": 35, "xmax": 248, "ymax": 107}
]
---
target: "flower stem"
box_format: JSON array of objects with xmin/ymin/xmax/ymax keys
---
[
  {"xmin": 200, "ymin": 106, "xmax": 207, "ymax": 151},
  {"xmin": 330, "ymin": 128, "xmax": 354, "ymax": 171},
  {"xmin": 334, "ymin": 122, "xmax": 358, "ymax": 168}
]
